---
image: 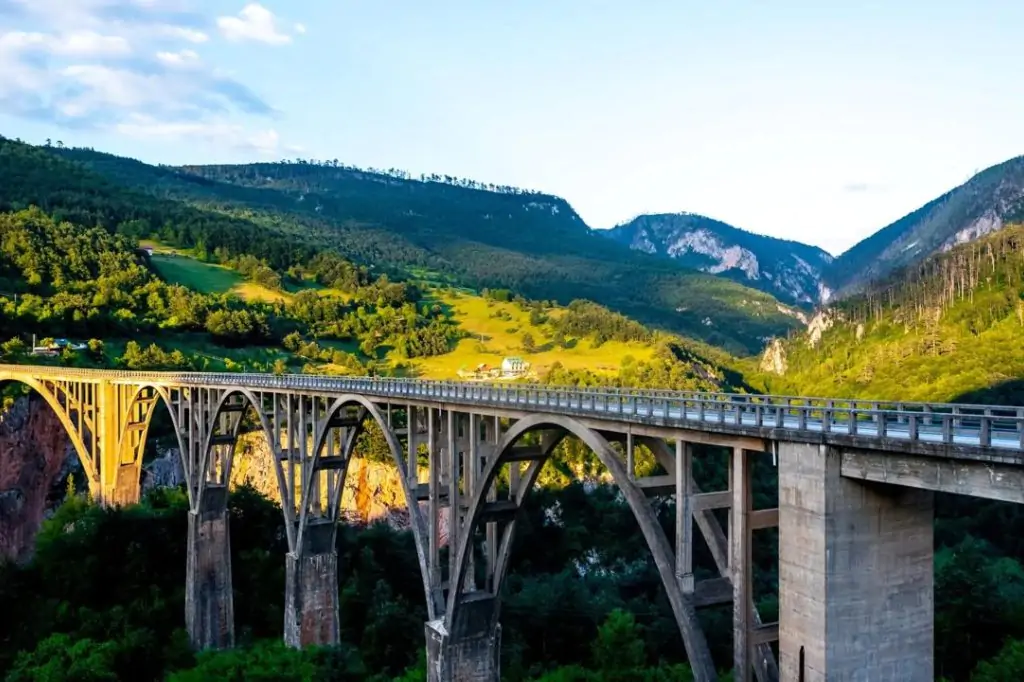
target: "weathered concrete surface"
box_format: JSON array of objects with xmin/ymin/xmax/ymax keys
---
[
  {"xmin": 779, "ymin": 442, "xmax": 933, "ymax": 682},
  {"xmin": 426, "ymin": 595, "xmax": 500, "ymax": 682},
  {"xmin": 185, "ymin": 484, "xmax": 234, "ymax": 650},
  {"xmin": 284, "ymin": 521, "xmax": 340, "ymax": 648},
  {"xmin": 841, "ymin": 447, "xmax": 1024, "ymax": 504}
]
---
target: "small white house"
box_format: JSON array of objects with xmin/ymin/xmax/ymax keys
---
[{"xmin": 501, "ymin": 356, "xmax": 529, "ymax": 378}]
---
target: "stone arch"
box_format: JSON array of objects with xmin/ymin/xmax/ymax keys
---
[
  {"xmin": 0, "ymin": 375, "xmax": 98, "ymax": 496},
  {"xmin": 308, "ymin": 395, "xmax": 435, "ymax": 619},
  {"xmin": 447, "ymin": 413, "xmax": 718, "ymax": 680}
]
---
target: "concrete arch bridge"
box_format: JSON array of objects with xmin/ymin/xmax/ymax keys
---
[{"xmin": 2, "ymin": 365, "xmax": 1023, "ymax": 682}]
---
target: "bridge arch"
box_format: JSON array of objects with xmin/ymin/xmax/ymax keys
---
[
  {"xmin": 103, "ymin": 383, "xmax": 188, "ymax": 506},
  {"xmin": 307, "ymin": 395, "xmax": 434, "ymax": 619},
  {"xmin": 198, "ymin": 387, "xmax": 286, "ymax": 516},
  {"xmin": 447, "ymin": 413, "xmax": 717, "ymax": 680},
  {"xmin": 0, "ymin": 374, "xmax": 97, "ymax": 496}
]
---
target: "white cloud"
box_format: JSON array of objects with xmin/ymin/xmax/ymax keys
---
[
  {"xmin": 293, "ymin": 23, "xmax": 306, "ymax": 34},
  {"xmin": 0, "ymin": 29, "xmax": 131, "ymax": 57},
  {"xmin": 160, "ymin": 25, "xmax": 208, "ymax": 43},
  {"xmin": 156, "ymin": 48, "xmax": 199, "ymax": 67},
  {"xmin": 217, "ymin": 3, "xmax": 298, "ymax": 45},
  {"xmin": 0, "ymin": 0, "xmax": 296, "ymax": 156},
  {"xmin": 116, "ymin": 115, "xmax": 298, "ymax": 156}
]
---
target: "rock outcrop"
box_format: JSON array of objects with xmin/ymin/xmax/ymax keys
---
[
  {"xmin": 0, "ymin": 396, "xmax": 79, "ymax": 561},
  {"xmin": 228, "ymin": 432, "xmax": 419, "ymax": 533},
  {"xmin": 759, "ymin": 338, "xmax": 788, "ymax": 376}
]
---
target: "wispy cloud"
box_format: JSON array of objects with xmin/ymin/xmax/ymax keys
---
[
  {"xmin": 0, "ymin": 0, "xmax": 303, "ymax": 155},
  {"xmin": 217, "ymin": 4, "xmax": 299, "ymax": 45},
  {"xmin": 116, "ymin": 114, "xmax": 301, "ymax": 156},
  {"xmin": 843, "ymin": 182, "xmax": 887, "ymax": 193}
]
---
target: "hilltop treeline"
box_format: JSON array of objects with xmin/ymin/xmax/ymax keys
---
[{"xmin": 42, "ymin": 140, "xmax": 798, "ymax": 354}]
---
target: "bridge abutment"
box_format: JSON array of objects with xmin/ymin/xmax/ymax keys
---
[
  {"xmin": 284, "ymin": 520, "xmax": 340, "ymax": 648},
  {"xmin": 778, "ymin": 442, "xmax": 934, "ymax": 682},
  {"xmin": 425, "ymin": 596, "xmax": 501, "ymax": 682},
  {"xmin": 185, "ymin": 485, "xmax": 235, "ymax": 650}
]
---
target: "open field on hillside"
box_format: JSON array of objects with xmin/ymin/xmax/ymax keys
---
[
  {"xmin": 142, "ymin": 245, "xmax": 287, "ymax": 303},
  {"xmin": 407, "ymin": 289, "xmax": 654, "ymax": 379},
  {"xmin": 148, "ymin": 254, "xmax": 241, "ymax": 293},
  {"xmin": 136, "ymin": 247, "xmax": 651, "ymax": 380}
]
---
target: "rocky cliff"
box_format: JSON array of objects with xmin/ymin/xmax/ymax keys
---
[
  {"xmin": 0, "ymin": 396, "xmax": 79, "ymax": 561},
  {"xmin": 228, "ymin": 432, "xmax": 415, "ymax": 530},
  {"xmin": 602, "ymin": 212, "xmax": 834, "ymax": 305}
]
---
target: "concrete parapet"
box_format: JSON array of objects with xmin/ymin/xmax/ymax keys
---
[
  {"xmin": 284, "ymin": 520, "xmax": 340, "ymax": 648},
  {"xmin": 426, "ymin": 594, "xmax": 500, "ymax": 682},
  {"xmin": 778, "ymin": 442, "xmax": 933, "ymax": 681},
  {"xmin": 185, "ymin": 484, "xmax": 234, "ymax": 650}
]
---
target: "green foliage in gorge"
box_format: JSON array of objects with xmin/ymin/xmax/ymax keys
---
[{"xmin": 749, "ymin": 225, "xmax": 1024, "ymax": 403}]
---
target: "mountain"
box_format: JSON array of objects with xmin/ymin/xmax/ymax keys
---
[
  {"xmin": 749, "ymin": 223, "xmax": 1024, "ymax": 404},
  {"xmin": 827, "ymin": 155, "xmax": 1024, "ymax": 296},
  {"xmin": 602, "ymin": 213, "xmax": 834, "ymax": 305},
  {"xmin": 44, "ymin": 145, "xmax": 802, "ymax": 355}
]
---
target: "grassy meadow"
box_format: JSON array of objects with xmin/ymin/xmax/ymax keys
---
[
  {"xmin": 405, "ymin": 289, "xmax": 654, "ymax": 379},
  {"xmin": 137, "ymin": 245, "xmax": 648, "ymax": 380}
]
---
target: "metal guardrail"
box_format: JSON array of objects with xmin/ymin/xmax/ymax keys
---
[{"xmin": 2, "ymin": 364, "xmax": 1023, "ymax": 452}]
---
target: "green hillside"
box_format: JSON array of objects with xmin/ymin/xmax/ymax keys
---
[
  {"xmin": 47, "ymin": 144, "xmax": 800, "ymax": 355},
  {"xmin": 0, "ymin": 136, "xmax": 745, "ymax": 391},
  {"xmin": 748, "ymin": 224, "xmax": 1024, "ymax": 404}
]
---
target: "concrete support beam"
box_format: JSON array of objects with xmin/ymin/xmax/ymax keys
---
[
  {"xmin": 284, "ymin": 521, "xmax": 340, "ymax": 648},
  {"xmin": 426, "ymin": 595, "xmax": 500, "ymax": 682},
  {"xmin": 841, "ymin": 447, "xmax": 1024, "ymax": 504},
  {"xmin": 185, "ymin": 484, "xmax": 234, "ymax": 650},
  {"xmin": 731, "ymin": 447, "xmax": 753, "ymax": 682},
  {"xmin": 778, "ymin": 442, "xmax": 934, "ymax": 682}
]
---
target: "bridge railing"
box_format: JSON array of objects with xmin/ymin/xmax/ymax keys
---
[{"xmin": 3, "ymin": 365, "xmax": 1023, "ymax": 450}]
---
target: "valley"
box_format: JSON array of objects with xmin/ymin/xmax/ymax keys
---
[{"xmin": 2, "ymin": 133, "xmax": 1024, "ymax": 682}]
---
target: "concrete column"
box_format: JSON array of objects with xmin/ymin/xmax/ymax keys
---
[
  {"xmin": 185, "ymin": 484, "xmax": 234, "ymax": 650},
  {"xmin": 778, "ymin": 442, "xmax": 933, "ymax": 682},
  {"xmin": 284, "ymin": 520, "xmax": 340, "ymax": 648},
  {"xmin": 426, "ymin": 596, "xmax": 500, "ymax": 682}
]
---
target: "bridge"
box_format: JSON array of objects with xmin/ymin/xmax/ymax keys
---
[{"xmin": 2, "ymin": 364, "xmax": 1024, "ymax": 682}]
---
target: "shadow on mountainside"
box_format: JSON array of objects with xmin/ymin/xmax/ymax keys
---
[{"xmin": 953, "ymin": 379, "xmax": 1024, "ymax": 407}]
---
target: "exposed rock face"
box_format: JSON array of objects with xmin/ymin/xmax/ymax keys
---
[
  {"xmin": 603, "ymin": 212, "xmax": 834, "ymax": 305},
  {"xmin": 759, "ymin": 338, "xmax": 788, "ymax": 376},
  {"xmin": 0, "ymin": 396, "xmax": 79, "ymax": 561},
  {"xmin": 142, "ymin": 447, "xmax": 185, "ymax": 493},
  {"xmin": 828, "ymin": 155, "xmax": 1024, "ymax": 297},
  {"xmin": 228, "ymin": 432, "xmax": 418, "ymax": 534},
  {"xmin": 806, "ymin": 310, "xmax": 835, "ymax": 348}
]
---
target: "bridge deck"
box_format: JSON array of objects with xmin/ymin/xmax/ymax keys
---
[{"xmin": 3, "ymin": 365, "xmax": 1022, "ymax": 461}]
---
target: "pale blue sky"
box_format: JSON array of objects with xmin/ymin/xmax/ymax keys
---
[{"xmin": 1, "ymin": 1, "xmax": 1022, "ymax": 254}]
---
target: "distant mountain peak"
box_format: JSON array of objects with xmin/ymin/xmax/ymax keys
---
[
  {"xmin": 827, "ymin": 154, "xmax": 1024, "ymax": 295},
  {"xmin": 601, "ymin": 212, "xmax": 832, "ymax": 306}
]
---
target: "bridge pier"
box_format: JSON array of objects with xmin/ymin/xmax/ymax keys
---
[
  {"xmin": 425, "ymin": 596, "xmax": 501, "ymax": 682},
  {"xmin": 778, "ymin": 442, "xmax": 933, "ymax": 682},
  {"xmin": 284, "ymin": 520, "xmax": 340, "ymax": 648},
  {"xmin": 185, "ymin": 485, "xmax": 235, "ymax": 650}
]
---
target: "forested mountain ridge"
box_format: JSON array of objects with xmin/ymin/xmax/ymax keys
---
[
  {"xmin": 602, "ymin": 212, "xmax": 834, "ymax": 305},
  {"xmin": 0, "ymin": 134, "xmax": 753, "ymax": 394},
  {"xmin": 827, "ymin": 154, "xmax": 1024, "ymax": 297},
  {"xmin": 41, "ymin": 142, "xmax": 802, "ymax": 355},
  {"xmin": 750, "ymin": 223, "xmax": 1024, "ymax": 404}
]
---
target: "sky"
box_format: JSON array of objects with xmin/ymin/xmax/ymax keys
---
[{"xmin": 1, "ymin": 1, "xmax": 1023, "ymax": 255}]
